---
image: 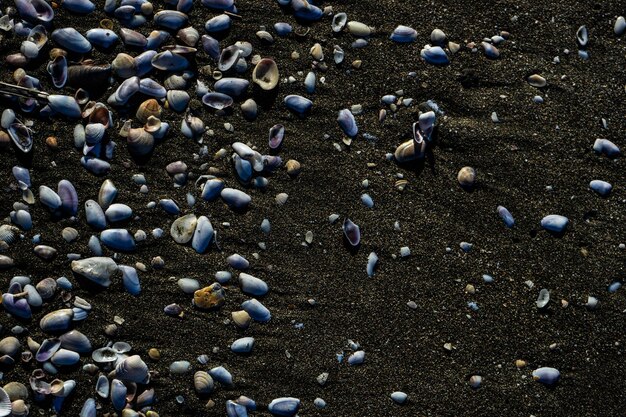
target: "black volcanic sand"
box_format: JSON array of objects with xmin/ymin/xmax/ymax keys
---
[{"xmin": 1, "ymin": 0, "xmax": 626, "ymax": 415}]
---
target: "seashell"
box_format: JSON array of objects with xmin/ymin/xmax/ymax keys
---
[
  {"xmin": 134, "ymin": 52, "xmax": 157, "ymax": 78},
  {"xmin": 170, "ymin": 214, "xmax": 197, "ymax": 244},
  {"xmin": 231, "ymin": 310, "xmax": 251, "ymax": 329},
  {"xmin": 169, "ymin": 360, "xmax": 191, "ymax": 374},
  {"xmin": 81, "ymin": 156, "xmax": 111, "ymax": 175},
  {"xmin": 192, "ymin": 216, "xmax": 214, "ymax": 253},
  {"xmin": 84, "ymin": 123, "xmax": 106, "ymax": 145},
  {"xmin": 59, "ymin": 330, "xmax": 91, "ymax": 353},
  {"xmin": 139, "ymin": 77, "xmax": 167, "ymax": 97},
  {"xmin": 11, "ymin": 210, "xmax": 32, "ymax": 231},
  {"xmin": 482, "ymin": 41, "xmax": 500, "ymax": 59},
  {"xmin": 100, "ymin": 229, "xmax": 136, "ymax": 252},
  {"xmin": 119, "ymin": 265, "xmax": 141, "ymax": 295},
  {"xmin": 497, "ymin": 206, "xmax": 515, "ymax": 228},
  {"xmin": 233, "ymin": 154, "xmax": 253, "ymax": 183},
  {"xmin": 98, "ymin": 179, "xmax": 117, "ymax": 209},
  {"xmin": 119, "ymin": 28, "xmax": 147, "ymax": 48},
  {"xmin": 57, "ymin": 180, "xmax": 79, "ymax": 217},
  {"xmin": 91, "ymin": 347, "xmax": 117, "ymax": 363},
  {"xmin": 154, "ymin": 10, "xmax": 188, "ymax": 30},
  {"xmin": 540, "ymin": 215, "xmax": 568, "ymax": 234},
  {"xmin": 457, "ymin": 166, "xmax": 476, "ymax": 189},
  {"xmin": 80, "ymin": 398, "xmax": 96, "ymax": 417},
  {"xmin": 0, "ymin": 388, "xmax": 10, "ymax": 417},
  {"xmin": 227, "ymin": 253, "xmax": 249, "ymax": 270},
  {"xmin": 60, "ymin": 227, "xmax": 79, "ymax": 243},
  {"xmin": 252, "ymin": 58, "xmax": 279, "ymax": 90},
  {"xmin": 61, "ymin": 0, "xmax": 95, "ymax": 13},
  {"xmin": 16, "ymin": 0, "xmax": 54, "ymax": 23},
  {"xmin": 532, "ymin": 367, "xmax": 560, "ymax": 385},
  {"xmin": 221, "ymin": 188, "xmax": 251, "ymax": 210},
  {"xmin": 151, "ymin": 51, "xmax": 189, "ymax": 71},
  {"xmin": 239, "ymin": 273, "xmax": 268, "ymax": 297},
  {"xmin": 343, "ymin": 218, "xmax": 360, "ymax": 247},
  {"xmin": 367, "ymin": 252, "xmax": 378, "ymax": 277},
  {"xmin": 304, "ymin": 71, "xmax": 316, "ymax": 94},
  {"xmin": 241, "ymin": 298, "xmax": 271, "ymax": 322},
  {"xmin": 337, "ymin": 109, "xmax": 358, "ymax": 137},
  {"xmin": 47, "ymin": 55, "xmax": 68, "ymax": 88},
  {"xmin": 346, "ymin": 20, "xmax": 372, "ymax": 37},
  {"xmin": 39, "ymin": 186, "xmax": 62, "ymax": 211},
  {"xmin": 204, "ymin": 14, "xmax": 231, "ymax": 32},
  {"xmin": 8, "ymin": 122, "xmax": 33, "ymax": 153},
  {"xmin": 268, "ymin": 397, "xmax": 301, "ymax": 416},
  {"xmin": 292, "ymin": 0, "xmax": 322, "ymax": 21},
  {"xmin": 51, "ymin": 28, "xmax": 92, "ymax": 54},
  {"xmin": 348, "ymin": 350, "xmax": 365, "ymax": 365},
  {"xmin": 178, "ymin": 278, "xmax": 200, "ymax": 294},
  {"xmin": 112, "ymin": 53, "xmax": 137, "ymax": 78},
  {"xmin": 390, "ymin": 25, "xmax": 417, "ymax": 43},
  {"xmin": 33, "ymin": 245, "xmax": 57, "ymax": 261},
  {"xmin": 332, "ymin": 12, "xmax": 347, "ymax": 32},
  {"xmin": 110, "ymin": 379, "xmax": 126, "ymax": 411},
  {"xmin": 201, "ymin": 34, "xmax": 220, "ymax": 60},
  {"xmin": 576, "ymin": 25, "xmax": 588, "ymax": 47},
  {"xmin": 284, "ymin": 95, "xmax": 312, "ymax": 116},
  {"xmin": 136, "ymin": 99, "xmax": 161, "ymax": 123},
  {"xmin": 536, "ymin": 288, "xmax": 550, "ymax": 309},
  {"xmin": 68, "ymin": 64, "xmax": 112, "ymax": 90},
  {"xmin": 420, "ymin": 45, "xmax": 449, "ymax": 65},
  {"xmin": 201, "ymin": 178, "xmax": 225, "ymax": 201},
  {"xmin": 0, "ymin": 337, "xmax": 21, "ymax": 357},
  {"xmin": 166, "ymin": 90, "xmax": 190, "ymax": 112},
  {"xmin": 209, "ymin": 366, "xmax": 233, "ymax": 386},
  {"xmin": 202, "ymin": 92, "xmax": 234, "ymax": 110},
  {"xmin": 181, "ymin": 114, "xmax": 205, "ymax": 139},
  {"xmin": 274, "ymin": 22, "xmax": 292, "ymax": 36},
  {"xmin": 419, "ymin": 111, "xmax": 436, "ymax": 140},
  {"xmin": 0, "ymin": 225, "xmax": 19, "ymax": 245},
  {"xmin": 527, "ymin": 74, "xmax": 546, "ymax": 88},
  {"xmin": 431, "ymin": 28, "xmax": 447, "ymax": 45},
  {"xmin": 194, "ymin": 371, "xmax": 214, "ymax": 394},
  {"xmin": 158, "ymin": 199, "xmax": 179, "ymax": 215},
  {"xmin": 593, "ymin": 138, "xmax": 620, "ymax": 158},
  {"xmin": 218, "ymin": 45, "xmax": 241, "ymax": 72},
  {"xmin": 40, "ymin": 309, "xmax": 74, "ymax": 333},
  {"xmin": 126, "ymin": 128, "xmax": 155, "ymax": 156},
  {"xmin": 95, "ymin": 374, "xmax": 109, "ymax": 398},
  {"xmin": 136, "ymin": 387, "xmax": 155, "ymax": 408},
  {"xmin": 193, "ymin": 283, "xmax": 225, "ymax": 309},
  {"xmin": 615, "ymin": 16, "xmax": 626, "ymax": 36},
  {"xmin": 266, "ymin": 124, "xmax": 286, "ymax": 151},
  {"xmin": 144, "ymin": 116, "xmax": 162, "ymax": 133},
  {"xmin": 0, "ymin": 254, "xmax": 14, "ymax": 269},
  {"xmin": 589, "ymin": 180, "xmax": 612, "ymax": 197},
  {"xmin": 85, "ymin": 28, "xmax": 118, "ymax": 48},
  {"xmin": 115, "ymin": 355, "xmax": 149, "ymax": 383},
  {"xmin": 51, "ymin": 349, "xmax": 80, "ymax": 366},
  {"xmin": 71, "ymin": 256, "xmax": 117, "ymax": 287},
  {"xmin": 201, "ymin": 0, "xmax": 235, "ymax": 10},
  {"xmin": 226, "ymin": 400, "xmax": 248, "ymax": 416},
  {"xmin": 214, "ymin": 77, "xmax": 250, "ymax": 98},
  {"xmin": 178, "ymin": 26, "xmax": 199, "ymax": 46},
  {"xmin": 48, "ymin": 94, "xmax": 82, "ymax": 118},
  {"xmin": 231, "ymin": 337, "xmax": 255, "ymax": 354},
  {"xmin": 85, "ymin": 200, "xmax": 106, "ymax": 230}
]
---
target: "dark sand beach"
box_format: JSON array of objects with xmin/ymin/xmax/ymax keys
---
[{"xmin": 1, "ymin": 0, "xmax": 626, "ymax": 415}]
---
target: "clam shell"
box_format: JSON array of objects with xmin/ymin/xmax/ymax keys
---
[
  {"xmin": 59, "ymin": 330, "xmax": 92, "ymax": 353},
  {"xmin": 40, "ymin": 309, "xmax": 74, "ymax": 333},
  {"xmin": 241, "ymin": 299, "xmax": 271, "ymax": 322},
  {"xmin": 115, "ymin": 355, "xmax": 149, "ymax": 384},
  {"xmin": 238, "ymin": 273, "xmax": 268, "ymax": 297},
  {"xmin": 342, "ymin": 218, "xmax": 360, "ymax": 247},
  {"xmin": 231, "ymin": 310, "xmax": 251, "ymax": 329},
  {"xmin": 119, "ymin": 265, "xmax": 141, "ymax": 295},
  {"xmin": 193, "ymin": 371, "xmax": 214, "ymax": 394},
  {"xmin": 231, "ymin": 337, "xmax": 255, "ymax": 354},
  {"xmin": 268, "ymin": 124, "xmax": 285, "ymax": 149},
  {"xmin": 268, "ymin": 397, "xmax": 301, "ymax": 416},
  {"xmin": 192, "ymin": 216, "xmax": 214, "ymax": 253},
  {"xmin": 221, "ymin": 188, "xmax": 251, "ymax": 210},
  {"xmin": 110, "ymin": 379, "xmax": 127, "ymax": 411},
  {"xmin": 337, "ymin": 109, "xmax": 358, "ymax": 137},
  {"xmin": 98, "ymin": 179, "xmax": 117, "ymax": 209},
  {"xmin": 218, "ymin": 44, "xmax": 241, "ymax": 71},
  {"xmin": 51, "ymin": 28, "xmax": 92, "ymax": 54},
  {"xmin": 127, "ymin": 128, "xmax": 155, "ymax": 157},
  {"xmin": 202, "ymin": 92, "xmax": 233, "ymax": 110},
  {"xmin": 208, "ymin": 366, "xmax": 233, "ymax": 386},
  {"xmin": 100, "ymin": 229, "xmax": 136, "ymax": 252},
  {"xmin": 252, "ymin": 58, "xmax": 279, "ymax": 90},
  {"xmin": 0, "ymin": 388, "xmax": 11, "ymax": 417}
]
